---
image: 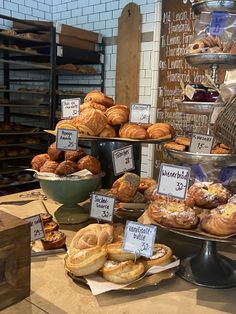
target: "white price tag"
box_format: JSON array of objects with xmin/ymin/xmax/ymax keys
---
[
  {"xmin": 57, "ymin": 45, "xmax": 63, "ymax": 56},
  {"xmin": 61, "ymin": 98, "xmax": 80, "ymax": 119},
  {"xmin": 56, "ymin": 128, "xmax": 78, "ymax": 151},
  {"xmin": 157, "ymin": 163, "xmax": 191, "ymax": 199},
  {"xmin": 123, "ymin": 221, "xmax": 157, "ymax": 258},
  {"xmin": 184, "ymin": 84, "xmax": 195, "ymax": 100},
  {"xmin": 112, "ymin": 145, "xmax": 135, "ymax": 176},
  {"xmin": 90, "ymin": 193, "xmax": 115, "ymax": 222},
  {"xmin": 130, "ymin": 104, "xmax": 151, "ymax": 124},
  {"xmin": 25, "ymin": 214, "xmax": 45, "ymax": 241},
  {"xmin": 189, "ymin": 133, "xmax": 214, "ymax": 154}
]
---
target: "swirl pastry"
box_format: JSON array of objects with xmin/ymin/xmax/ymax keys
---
[
  {"xmin": 101, "ymin": 260, "xmax": 144, "ymax": 284},
  {"xmin": 105, "ymin": 104, "xmax": 130, "ymax": 125},
  {"xmin": 119, "ymin": 123, "xmax": 147, "ymax": 139},
  {"xmin": 84, "ymin": 90, "xmax": 114, "ymax": 107},
  {"xmin": 106, "ymin": 242, "xmax": 137, "ymax": 262},
  {"xmin": 200, "ymin": 202, "xmax": 236, "ymax": 236},
  {"xmin": 140, "ymin": 243, "xmax": 173, "ymax": 270},
  {"xmin": 77, "ymin": 155, "xmax": 101, "ymax": 175},
  {"xmin": 112, "ymin": 223, "xmax": 125, "ymax": 242},
  {"xmin": 40, "ymin": 160, "xmax": 59, "ymax": 173},
  {"xmin": 47, "ymin": 142, "xmax": 65, "ymax": 162},
  {"xmin": 148, "ymin": 199, "xmax": 198, "ymax": 229},
  {"xmin": 188, "ymin": 182, "xmax": 230, "ymax": 209},
  {"xmin": 55, "ymin": 160, "xmax": 78, "ymax": 176},
  {"xmin": 31, "ymin": 153, "xmax": 50, "ymax": 171},
  {"xmin": 69, "ymin": 223, "xmax": 114, "ymax": 251},
  {"xmin": 110, "ymin": 172, "xmax": 140, "ymax": 202},
  {"xmin": 98, "ymin": 124, "xmax": 116, "ymax": 138},
  {"xmin": 65, "ymin": 246, "xmax": 107, "ymax": 276},
  {"xmin": 147, "ymin": 123, "xmax": 175, "ymax": 140}
]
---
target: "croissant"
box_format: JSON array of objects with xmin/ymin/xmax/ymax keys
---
[
  {"xmin": 98, "ymin": 124, "xmax": 116, "ymax": 138},
  {"xmin": 80, "ymin": 102, "xmax": 107, "ymax": 113},
  {"xmin": 69, "ymin": 223, "xmax": 114, "ymax": 251},
  {"xmin": 55, "ymin": 119, "xmax": 77, "ymax": 130},
  {"xmin": 119, "ymin": 123, "xmax": 147, "ymax": 139},
  {"xmin": 147, "ymin": 123, "xmax": 175, "ymax": 139},
  {"xmin": 200, "ymin": 202, "xmax": 236, "ymax": 236},
  {"xmin": 84, "ymin": 90, "xmax": 114, "ymax": 107},
  {"xmin": 105, "ymin": 104, "xmax": 130, "ymax": 125}
]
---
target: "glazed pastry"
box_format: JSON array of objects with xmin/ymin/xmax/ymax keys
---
[
  {"xmin": 55, "ymin": 119, "xmax": 77, "ymax": 130},
  {"xmin": 47, "ymin": 142, "xmax": 65, "ymax": 162},
  {"xmin": 105, "ymin": 104, "xmax": 130, "ymax": 125},
  {"xmin": 44, "ymin": 221, "xmax": 59, "ymax": 233},
  {"xmin": 175, "ymin": 137, "xmax": 191, "ymax": 146},
  {"xmin": 137, "ymin": 177, "xmax": 157, "ymax": 193},
  {"xmin": 119, "ymin": 123, "xmax": 147, "ymax": 139},
  {"xmin": 140, "ymin": 243, "xmax": 173, "ymax": 270},
  {"xmin": 151, "ymin": 192, "xmax": 195, "ymax": 208},
  {"xmin": 148, "ymin": 199, "xmax": 198, "ymax": 229},
  {"xmin": 64, "ymin": 147, "xmax": 86, "ymax": 162},
  {"xmin": 84, "ymin": 90, "xmax": 114, "ymax": 107},
  {"xmin": 31, "ymin": 153, "xmax": 50, "ymax": 171},
  {"xmin": 147, "ymin": 123, "xmax": 175, "ymax": 139},
  {"xmin": 110, "ymin": 172, "xmax": 140, "ymax": 203},
  {"xmin": 65, "ymin": 246, "xmax": 107, "ymax": 276},
  {"xmin": 72, "ymin": 108, "xmax": 108, "ymax": 136},
  {"xmin": 98, "ymin": 124, "xmax": 116, "ymax": 138},
  {"xmin": 188, "ymin": 182, "xmax": 230, "ymax": 209},
  {"xmin": 40, "ymin": 160, "xmax": 59, "ymax": 173},
  {"xmin": 101, "ymin": 260, "xmax": 144, "ymax": 284},
  {"xmin": 40, "ymin": 212, "xmax": 52, "ymax": 224},
  {"xmin": 55, "ymin": 160, "xmax": 78, "ymax": 176},
  {"xmin": 164, "ymin": 142, "xmax": 186, "ymax": 151},
  {"xmin": 106, "ymin": 242, "xmax": 138, "ymax": 262},
  {"xmin": 200, "ymin": 202, "xmax": 236, "ymax": 236},
  {"xmin": 77, "ymin": 155, "xmax": 101, "ymax": 175},
  {"xmin": 80, "ymin": 102, "xmax": 107, "ymax": 113},
  {"xmin": 41, "ymin": 231, "xmax": 66, "ymax": 250},
  {"xmin": 69, "ymin": 223, "xmax": 114, "ymax": 251}
]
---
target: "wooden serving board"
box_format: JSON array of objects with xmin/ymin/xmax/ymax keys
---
[{"xmin": 115, "ymin": 3, "xmax": 141, "ymax": 105}]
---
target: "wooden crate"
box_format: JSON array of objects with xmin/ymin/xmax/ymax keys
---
[{"xmin": 0, "ymin": 210, "xmax": 31, "ymax": 310}]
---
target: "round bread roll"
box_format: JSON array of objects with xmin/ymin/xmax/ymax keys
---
[
  {"xmin": 69, "ymin": 223, "xmax": 114, "ymax": 251},
  {"xmin": 119, "ymin": 123, "xmax": 147, "ymax": 139},
  {"xmin": 105, "ymin": 104, "xmax": 130, "ymax": 125},
  {"xmin": 140, "ymin": 243, "xmax": 173, "ymax": 270},
  {"xmin": 77, "ymin": 155, "xmax": 101, "ymax": 175},
  {"xmin": 106, "ymin": 242, "xmax": 138, "ymax": 262},
  {"xmin": 55, "ymin": 160, "xmax": 78, "ymax": 176},
  {"xmin": 64, "ymin": 147, "xmax": 87, "ymax": 162},
  {"xmin": 40, "ymin": 160, "xmax": 59, "ymax": 173},
  {"xmin": 101, "ymin": 260, "xmax": 144, "ymax": 284},
  {"xmin": 47, "ymin": 142, "xmax": 64, "ymax": 162},
  {"xmin": 84, "ymin": 90, "xmax": 114, "ymax": 107},
  {"xmin": 65, "ymin": 246, "xmax": 107, "ymax": 276},
  {"xmin": 31, "ymin": 153, "xmax": 50, "ymax": 171}
]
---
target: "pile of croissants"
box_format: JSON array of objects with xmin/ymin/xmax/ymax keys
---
[
  {"xmin": 56, "ymin": 90, "xmax": 175, "ymax": 140},
  {"xmin": 65, "ymin": 222, "xmax": 174, "ymax": 284}
]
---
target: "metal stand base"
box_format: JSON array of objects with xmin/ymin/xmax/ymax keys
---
[{"xmin": 178, "ymin": 240, "xmax": 236, "ymax": 288}]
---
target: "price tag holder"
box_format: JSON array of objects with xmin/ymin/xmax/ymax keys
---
[
  {"xmin": 61, "ymin": 98, "xmax": 80, "ymax": 119},
  {"xmin": 56, "ymin": 128, "xmax": 78, "ymax": 151},
  {"xmin": 123, "ymin": 221, "xmax": 157, "ymax": 258},
  {"xmin": 90, "ymin": 193, "xmax": 115, "ymax": 222},
  {"xmin": 130, "ymin": 104, "xmax": 151, "ymax": 124},
  {"xmin": 210, "ymin": 11, "xmax": 228, "ymax": 36},
  {"xmin": 189, "ymin": 133, "xmax": 214, "ymax": 154},
  {"xmin": 112, "ymin": 145, "xmax": 135, "ymax": 176},
  {"xmin": 184, "ymin": 84, "xmax": 195, "ymax": 100},
  {"xmin": 157, "ymin": 163, "xmax": 191, "ymax": 199},
  {"xmin": 25, "ymin": 214, "xmax": 45, "ymax": 241}
]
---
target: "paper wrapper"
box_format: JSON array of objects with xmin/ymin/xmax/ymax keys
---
[
  {"xmin": 68, "ymin": 259, "xmax": 179, "ymax": 295},
  {"xmin": 139, "ymin": 209, "xmax": 236, "ymax": 240}
]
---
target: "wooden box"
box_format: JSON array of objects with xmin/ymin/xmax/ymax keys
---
[{"xmin": 0, "ymin": 210, "xmax": 30, "ymax": 310}]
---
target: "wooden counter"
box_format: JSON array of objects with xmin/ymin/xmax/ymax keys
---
[{"xmin": 0, "ymin": 189, "xmax": 235, "ymax": 314}]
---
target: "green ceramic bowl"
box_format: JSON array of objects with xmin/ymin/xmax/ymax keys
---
[{"xmin": 35, "ymin": 172, "xmax": 104, "ymax": 224}]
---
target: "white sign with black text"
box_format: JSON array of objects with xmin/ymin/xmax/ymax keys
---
[
  {"xmin": 189, "ymin": 133, "xmax": 214, "ymax": 154},
  {"xmin": 130, "ymin": 104, "xmax": 151, "ymax": 124},
  {"xmin": 25, "ymin": 214, "xmax": 45, "ymax": 241},
  {"xmin": 123, "ymin": 221, "xmax": 157, "ymax": 258},
  {"xmin": 112, "ymin": 145, "xmax": 135, "ymax": 176},
  {"xmin": 90, "ymin": 193, "xmax": 115, "ymax": 222},
  {"xmin": 56, "ymin": 128, "xmax": 78, "ymax": 151},
  {"xmin": 61, "ymin": 98, "xmax": 80, "ymax": 119},
  {"xmin": 157, "ymin": 163, "xmax": 191, "ymax": 199}
]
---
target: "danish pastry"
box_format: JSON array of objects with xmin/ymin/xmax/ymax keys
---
[
  {"xmin": 84, "ymin": 90, "xmax": 114, "ymax": 107},
  {"xmin": 106, "ymin": 242, "xmax": 137, "ymax": 262},
  {"xmin": 140, "ymin": 243, "xmax": 173, "ymax": 270},
  {"xmin": 119, "ymin": 123, "xmax": 147, "ymax": 139},
  {"xmin": 77, "ymin": 155, "xmax": 101, "ymax": 175},
  {"xmin": 137, "ymin": 177, "xmax": 157, "ymax": 192},
  {"xmin": 69, "ymin": 223, "xmax": 114, "ymax": 251},
  {"xmin": 110, "ymin": 172, "xmax": 140, "ymax": 202},
  {"xmin": 65, "ymin": 246, "xmax": 107, "ymax": 276},
  {"xmin": 55, "ymin": 119, "xmax": 77, "ymax": 130},
  {"xmin": 44, "ymin": 221, "xmax": 59, "ymax": 233},
  {"xmin": 31, "ymin": 153, "xmax": 50, "ymax": 171},
  {"xmin": 101, "ymin": 260, "xmax": 144, "ymax": 284},
  {"xmin": 55, "ymin": 160, "xmax": 78, "ymax": 176},
  {"xmin": 41, "ymin": 231, "xmax": 66, "ymax": 250},
  {"xmin": 105, "ymin": 104, "xmax": 130, "ymax": 125}
]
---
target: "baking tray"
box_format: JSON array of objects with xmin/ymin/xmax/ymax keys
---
[
  {"xmin": 165, "ymin": 148, "xmax": 236, "ymax": 166},
  {"xmin": 185, "ymin": 53, "xmax": 236, "ymax": 67},
  {"xmin": 175, "ymin": 99, "xmax": 224, "ymax": 115},
  {"xmin": 192, "ymin": 0, "xmax": 236, "ymax": 14}
]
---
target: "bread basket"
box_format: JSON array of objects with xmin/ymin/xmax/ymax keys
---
[{"xmin": 213, "ymin": 96, "xmax": 236, "ymax": 151}]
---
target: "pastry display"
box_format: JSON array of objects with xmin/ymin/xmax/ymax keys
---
[
  {"xmin": 77, "ymin": 155, "xmax": 101, "ymax": 175},
  {"xmin": 105, "ymin": 104, "xmax": 130, "ymax": 125},
  {"xmin": 41, "ymin": 230, "xmax": 66, "ymax": 250},
  {"xmin": 188, "ymin": 35, "xmax": 235, "ymax": 54}
]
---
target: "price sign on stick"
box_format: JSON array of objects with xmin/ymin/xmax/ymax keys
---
[
  {"xmin": 157, "ymin": 163, "xmax": 191, "ymax": 199},
  {"xmin": 189, "ymin": 133, "xmax": 214, "ymax": 154},
  {"xmin": 123, "ymin": 221, "xmax": 157, "ymax": 258},
  {"xmin": 56, "ymin": 128, "xmax": 78, "ymax": 151},
  {"xmin": 61, "ymin": 98, "xmax": 80, "ymax": 119},
  {"xmin": 112, "ymin": 145, "xmax": 134, "ymax": 176},
  {"xmin": 25, "ymin": 214, "xmax": 45, "ymax": 241},
  {"xmin": 90, "ymin": 193, "xmax": 115, "ymax": 222},
  {"xmin": 130, "ymin": 104, "xmax": 151, "ymax": 124}
]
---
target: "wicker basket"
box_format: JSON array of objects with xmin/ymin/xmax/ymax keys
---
[{"xmin": 213, "ymin": 96, "xmax": 236, "ymax": 151}]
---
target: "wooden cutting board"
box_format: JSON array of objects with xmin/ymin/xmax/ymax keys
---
[{"xmin": 115, "ymin": 3, "xmax": 141, "ymax": 105}]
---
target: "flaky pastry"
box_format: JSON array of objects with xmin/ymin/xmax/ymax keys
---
[
  {"xmin": 84, "ymin": 90, "xmax": 114, "ymax": 107},
  {"xmin": 119, "ymin": 123, "xmax": 147, "ymax": 139},
  {"xmin": 106, "ymin": 242, "xmax": 137, "ymax": 262},
  {"xmin": 140, "ymin": 243, "xmax": 173, "ymax": 270},
  {"xmin": 110, "ymin": 172, "xmax": 140, "ymax": 202},
  {"xmin": 105, "ymin": 104, "xmax": 130, "ymax": 125}
]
